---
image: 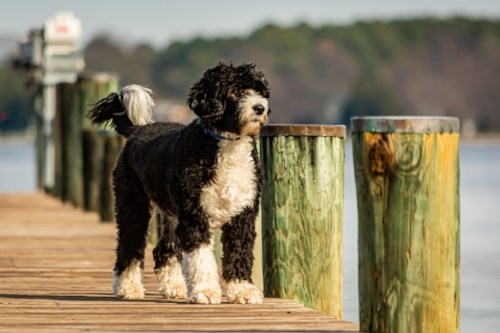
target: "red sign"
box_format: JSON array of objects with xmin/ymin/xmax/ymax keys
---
[{"xmin": 56, "ymin": 25, "xmax": 68, "ymax": 33}]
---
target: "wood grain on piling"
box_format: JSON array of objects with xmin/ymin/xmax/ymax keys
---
[
  {"xmin": 0, "ymin": 193, "xmax": 360, "ymax": 332},
  {"xmin": 261, "ymin": 135, "xmax": 345, "ymax": 319},
  {"xmin": 353, "ymin": 132, "xmax": 460, "ymax": 333}
]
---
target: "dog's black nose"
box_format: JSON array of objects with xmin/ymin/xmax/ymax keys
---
[{"xmin": 253, "ymin": 104, "xmax": 265, "ymax": 115}]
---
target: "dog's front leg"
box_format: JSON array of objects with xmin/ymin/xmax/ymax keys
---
[
  {"xmin": 221, "ymin": 208, "xmax": 264, "ymax": 304},
  {"xmin": 181, "ymin": 231, "xmax": 221, "ymax": 304}
]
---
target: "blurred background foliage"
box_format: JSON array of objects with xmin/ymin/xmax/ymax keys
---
[
  {"xmin": 2, "ymin": 17, "xmax": 500, "ymax": 132},
  {"xmin": 0, "ymin": 66, "xmax": 29, "ymax": 132}
]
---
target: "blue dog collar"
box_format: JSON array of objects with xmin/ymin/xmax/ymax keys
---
[{"xmin": 203, "ymin": 128, "xmax": 240, "ymax": 140}]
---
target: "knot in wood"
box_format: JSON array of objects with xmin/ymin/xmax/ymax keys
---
[
  {"xmin": 368, "ymin": 136, "xmax": 393, "ymax": 175},
  {"xmin": 369, "ymin": 144, "xmax": 388, "ymax": 175}
]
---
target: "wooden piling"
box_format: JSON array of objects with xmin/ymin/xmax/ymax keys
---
[
  {"xmin": 100, "ymin": 133, "xmax": 122, "ymax": 222},
  {"xmin": 53, "ymin": 87, "xmax": 64, "ymax": 200},
  {"xmin": 35, "ymin": 111, "xmax": 44, "ymax": 191},
  {"xmin": 54, "ymin": 83, "xmax": 76, "ymax": 202},
  {"xmin": 260, "ymin": 125, "xmax": 345, "ymax": 319},
  {"xmin": 78, "ymin": 72, "xmax": 119, "ymax": 130},
  {"xmin": 82, "ymin": 129, "xmax": 103, "ymax": 214},
  {"xmin": 67, "ymin": 82, "xmax": 84, "ymax": 208},
  {"xmin": 351, "ymin": 117, "xmax": 460, "ymax": 333},
  {"xmin": 78, "ymin": 72, "xmax": 119, "ymax": 217},
  {"xmin": 148, "ymin": 213, "xmax": 160, "ymax": 245}
]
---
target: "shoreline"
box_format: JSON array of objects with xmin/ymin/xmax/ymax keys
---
[
  {"xmin": 1, "ymin": 131, "xmax": 500, "ymax": 145},
  {"xmin": 0, "ymin": 131, "xmax": 35, "ymax": 144},
  {"xmin": 460, "ymin": 133, "xmax": 500, "ymax": 145}
]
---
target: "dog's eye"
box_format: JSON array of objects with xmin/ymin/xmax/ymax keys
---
[{"xmin": 232, "ymin": 88, "xmax": 239, "ymax": 94}]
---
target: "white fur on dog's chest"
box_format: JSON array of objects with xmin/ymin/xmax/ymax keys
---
[{"xmin": 200, "ymin": 137, "xmax": 257, "ymax": 229}]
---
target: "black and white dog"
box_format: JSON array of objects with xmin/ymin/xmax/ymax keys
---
[{"xmin": 88, "ymin": 62, "xmax": 270, "ymax": 304}]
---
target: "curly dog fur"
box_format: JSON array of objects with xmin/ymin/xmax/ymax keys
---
[{"xmin": 87, "ymin": 62, "xmax": 270, "ymax": 304}]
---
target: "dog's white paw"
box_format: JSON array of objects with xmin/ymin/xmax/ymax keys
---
[
  {"xmin": 159, "ymin": 283, "xmax": 188, "ymax": 299},
  {"xmin": 225, "ymin": 280, "xmax": 263, "ymax": 304},
  {"xmin": 114, "ymin": 283, "xmax": 145, "ymax": 299},
  {"xmin": 187, "ymin": 288, "xmax": 222, "ymax": 304},
  {"xmin": 182, "ymin": 237, "xmax": 222, "ymax": 304},
  {"xmin": 113, "ymin": 261, "xmax": 145, "ymax": 300},
  {"xmin": 113, "ymin": 277, "xmax": 145, "ymax": 299},
  {"xmin": 156, "ymin": 261, "xmax": 187, "ymax": 299}
]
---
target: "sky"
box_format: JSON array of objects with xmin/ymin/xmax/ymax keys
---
[{"xmin": 1, "ymin": 0, "xmax": 500, "ymax": 49}]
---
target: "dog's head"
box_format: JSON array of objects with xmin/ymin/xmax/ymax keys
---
[{"xmin": 188, "ymin": 61, "xmax": 270, "ymax": 137}]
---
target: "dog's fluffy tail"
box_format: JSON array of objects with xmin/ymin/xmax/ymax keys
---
[{"xmin": 87, "ymin": 85, "xmax": 155, "ymax": 138}]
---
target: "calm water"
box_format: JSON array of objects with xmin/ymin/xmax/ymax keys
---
[
  {"xmin": 0, "ymin": 141, "xmax": 36, "ymax": 192},
  {"xmin": 1, "ymin": 140, "xmax": 499, "ymax": 332}
]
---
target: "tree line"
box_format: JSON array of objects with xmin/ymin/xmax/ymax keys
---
[{"xmin": 2, "ymin": 17, "xmax": 500, "ymax": 132}]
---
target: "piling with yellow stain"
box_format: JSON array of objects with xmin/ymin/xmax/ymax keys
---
[{"xmin": 351, "ymin": 117, "xmax": 460, "ymax": 333}]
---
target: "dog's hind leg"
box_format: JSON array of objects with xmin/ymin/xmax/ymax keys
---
[
  {"xmin": 153, "ymin": 212, "xmax": 187, "ymax": 299},
  {"xmin": 112, "ymin": 162, "xmax": 151, "ymax": 299}
]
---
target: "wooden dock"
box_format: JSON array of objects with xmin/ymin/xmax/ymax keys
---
[{"xmin": 0, "ymin": 193, "xmax": 361, "ymax": 332}]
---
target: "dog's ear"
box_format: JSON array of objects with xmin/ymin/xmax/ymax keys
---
[
  {"xmin": 187, "ymin": 87, "xmax": 224, "ymax": 125},
  {"xmin": 188, "ymin": 63, "xmax": 232, "ymax": 125}
]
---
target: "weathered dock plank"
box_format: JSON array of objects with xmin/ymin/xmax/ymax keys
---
[{"xmin": 0, "ymin": 193, "xmax": 360, "ymax": 332}]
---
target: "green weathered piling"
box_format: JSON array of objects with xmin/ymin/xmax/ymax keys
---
[
  {"xmin": 82, "ymin": 129, "xmax": 103, "ymax": 213},
  {"xmin": 53, "ymin": 86, "xmax": 64, "ymax": 200},
  {"xmin": 148, "ymin": 213, "xmax": 160, "ymax": 245},
  {"xmin": 260, "ymin": 125, "xmax": 345, "ymax": 319},
  {"xmin": 54, "ymin": 83, "xmax": 75, "ymax": 202},
  {"xmin": 100, "ymin": 133, "xmax": 122, "ymax": 222},
  {"xmin": 78, "ymin": 72, "xmax": 119, "ymax": 130},
  {"xmin": 67, "ymin": 73, "xmax": 118, "ymax": 208},
  {"xmin": 78, "ymin": 72, "xmax": 119, "ymax": 217},
  {"xmin": 35, "ymin": 111, "xmax": 44, "ymax": 191},
  {"xmin": 67, "ymin": 82, "xmax": 84, "ymax": 208},
  {"xmin": 351, "ymin": 117, "xmax": 460, "ymax": 333}
]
